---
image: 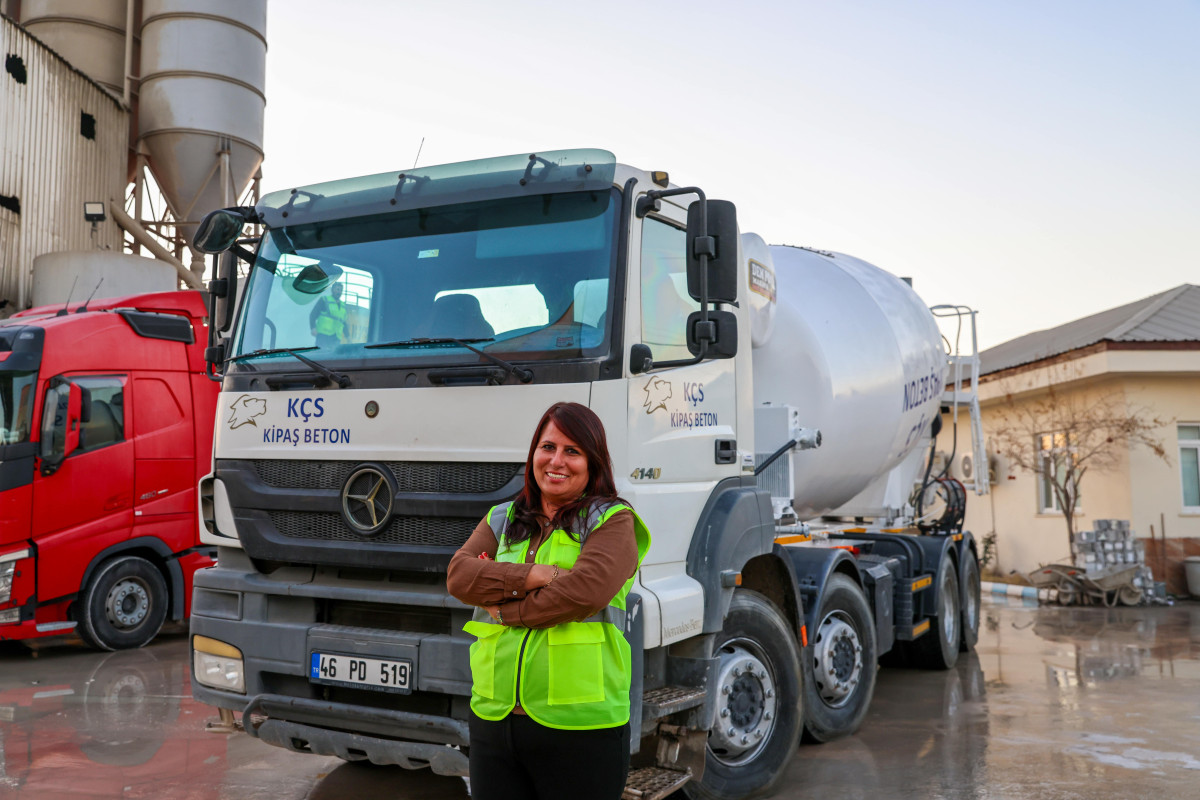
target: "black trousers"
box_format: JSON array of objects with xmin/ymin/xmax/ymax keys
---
[{"xmin": 468, "ymin": 712, "xmax": 630, "ymax": 800}]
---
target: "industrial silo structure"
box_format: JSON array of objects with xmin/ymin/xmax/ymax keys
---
[
  {"xmin": 1, "ymin": 0, "xmax": 267, "ymax": 309},
  {"xmin": 138, "ymin": 0, "xmax": 267, "ymax": 278}
]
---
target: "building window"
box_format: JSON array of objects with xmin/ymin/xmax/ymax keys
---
[
  {"xmin": 80, "ymin": 112, "xmax": 96, "ymax": 140},
  {"xmin": 1037, "ymin": 432, "xmax": 1079, "ymax": 513},
  {"xmin": 1179, "ymin": 424, "xmax": 1200, "ymax": 510}
]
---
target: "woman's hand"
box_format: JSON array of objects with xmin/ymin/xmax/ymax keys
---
[
  {"xmin": 484, "ymin": 604, "xmax": 501, "ymax": 621},
  {"xmin": 525, "ymin": 563, "xmax": 571, "ymax": 590}
]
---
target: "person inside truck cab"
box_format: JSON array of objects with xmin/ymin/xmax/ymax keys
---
[
  {"xmin": 309, "ymin": 281, "xmax": 347, "ymax": 347},
  {"xmin": 448, "ymin": 402, "xmax": 651, "ymax": 800}
]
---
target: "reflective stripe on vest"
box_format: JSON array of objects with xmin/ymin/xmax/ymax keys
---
[{"xmin": 463, "ymin": 499, "xmax": 651, "ymax": 730}]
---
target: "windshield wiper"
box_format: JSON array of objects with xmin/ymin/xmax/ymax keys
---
[
  {"xmin": 229, "ymin": 347, "xmax": 351, "ymax": 388},
  {"xmin": 366, "ymin": 337, "xmax": 533, "ymax": 383}
]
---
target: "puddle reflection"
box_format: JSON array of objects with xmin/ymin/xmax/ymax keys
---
[{"xmin": 0, "ymin": 639, "xmax": 227, "ymax": 798}]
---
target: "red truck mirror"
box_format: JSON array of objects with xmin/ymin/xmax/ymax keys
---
[
  {"xmin": 40, "ymin": 380, "xmax": 89, "ymax": 475},
  {"xmin": 63, "ymin": 382, "xmax": 83, "ymax": 458}
]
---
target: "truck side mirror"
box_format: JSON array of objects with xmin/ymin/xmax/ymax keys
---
[
  {"xmin": 63, "ymin": 382, "xmax": 83, "ymax": 459},
  {"xmin": 686, "ymin": 309, "xmax": 738, "ymax": 358},
  {"xmin": 686, "ymin": 200, "xmax": 738, "ymax": 304},
  {"xmin": 40, "ymin": 380, "xmax": 82, "ymax": 475},
  {"xmin": 194, "ymin": 209, "xmax": 248, "ymax": 254}
]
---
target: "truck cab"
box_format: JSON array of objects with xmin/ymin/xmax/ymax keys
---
[{"xmin": 0, "ymin": 292, "xmax": 218, "ymax": 649}]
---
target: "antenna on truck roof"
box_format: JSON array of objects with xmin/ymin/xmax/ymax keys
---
[
  {"xmin": 55, "ymin": 276, "xmax": 80, "ymax": 317},
  {"xmin": 76, "ymin": 278, "xmax": 105, "ymax": 313}
]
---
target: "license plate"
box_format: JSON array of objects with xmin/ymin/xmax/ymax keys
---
[{"xmin": 309, "ymin": 652, "xmax": 413, "ymax": 694}]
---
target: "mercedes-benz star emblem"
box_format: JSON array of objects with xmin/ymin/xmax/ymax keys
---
[{"xmin": 341, "ymin": 466, "xmax": 395, "ymax": 536}]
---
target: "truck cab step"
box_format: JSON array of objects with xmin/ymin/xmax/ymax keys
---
[
  {"xmin": 623, "ymin": 766, "xmax": 692, "ymax": 800},
  {"xmin": 895, "ymin": 618, "xmax": 931, "ymax": 641},
  {"xmin": 642, "ymin": 685, "xmax": 707, "ymax": 716}
]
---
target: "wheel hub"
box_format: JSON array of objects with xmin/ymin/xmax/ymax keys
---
[
  {"xmin": 106, "ymin": 578, "xmax": 150, "ymax": 629},
  {"xmin": 711, "ymin": 646, "xmax": 777, "ymax": 761},
  {"xmin": 813, "ymin": 613, "xmax": 863, "ymax": 707}
]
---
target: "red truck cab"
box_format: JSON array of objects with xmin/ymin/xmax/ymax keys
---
[{"xmin": 0, "ymin": 291, "xmax": 218, "ymax": 649}]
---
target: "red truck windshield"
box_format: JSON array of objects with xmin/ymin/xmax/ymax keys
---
[{"xmin": 0, "ymin": 370, "xmax": 36, "ymax": 446}]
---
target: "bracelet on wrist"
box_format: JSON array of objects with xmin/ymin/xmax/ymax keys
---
[
  {"xmin": 497, "ymin": 608, "xmax": 504, "ymax": 625},
  {"xmin": 546, "ymin": 564, "xmax": 560, "ymax": 585}
]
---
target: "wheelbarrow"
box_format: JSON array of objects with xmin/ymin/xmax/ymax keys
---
[{"xmin": 1025, "ymin": 563, "xmax": 1143, "ymax": 606}]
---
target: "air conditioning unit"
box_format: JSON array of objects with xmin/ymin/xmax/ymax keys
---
[
  {"xmin": 951, "ymin": 451, "xmax": 1006, "ymax": 485},
  {"xmin": 954, "ymin": 453, "xmax": 976, "ymax": 482}
]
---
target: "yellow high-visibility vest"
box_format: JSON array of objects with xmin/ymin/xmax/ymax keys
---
[
  {"xmin": 314, "ymin": 296, "xmax": 347, "ymax": 337},
  {"xmin": 463, "ymin": 500, "xmax": 651, "ymax": 730}
]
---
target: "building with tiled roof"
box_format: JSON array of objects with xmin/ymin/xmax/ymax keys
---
[{"xmin": 948, "ymin": 286, "xmax": 1200, "ymax": 594}]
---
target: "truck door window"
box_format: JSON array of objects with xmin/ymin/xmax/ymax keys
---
[
  {"xmin": 641, "ymin": 216, "xmax": 698, "ymax": 362},
  {"xmin": 40, "ymin": 376, "xmax": 126, "ymax": 460}
]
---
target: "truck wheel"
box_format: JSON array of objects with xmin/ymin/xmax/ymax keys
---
[
  {"xmin": 802, "ymin": 573, "xmax": 877, "ymax": 742},
  {"xmin": 77, "ymin": 556, "xmax": 168, "ymax": 651},
  {"xmin": 912, "ymin": 558, "xmax": 960, "ymax": 670},
  {"xmin": 684, "ymin": 590, "xmax": 802, "ymax": 800},
  {"xmin": 959, "ymin": 554, "xmax": 981, "ymax": 652}
]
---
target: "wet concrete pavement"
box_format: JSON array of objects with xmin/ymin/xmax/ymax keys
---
[{"xmin": 1, "ymin": 597, "xmax": 1198, "ymax": 799}]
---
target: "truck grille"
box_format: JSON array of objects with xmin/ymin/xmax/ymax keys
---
[
  {"xmin": 269, "ymin": 511, "xmax": 478, "ymax": 547},
  {"xmin": 252, "ymin": 460, "xmax": 523, "ymax": 493}
]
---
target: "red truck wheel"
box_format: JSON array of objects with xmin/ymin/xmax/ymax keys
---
[{"xmin": 76, "ymin": 556, "xmax": 169, "ymax": 651}]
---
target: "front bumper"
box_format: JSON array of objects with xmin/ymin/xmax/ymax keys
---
[
  {"xmin": 190, "ymin": 549, "xmax": 474, "ymax": 771},
  {"xmin": 243, "ymin": 694, "xmax": 469, "ymax": 775}
]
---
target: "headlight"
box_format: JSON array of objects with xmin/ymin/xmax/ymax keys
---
[
  {"xmin": 193, "ymin": 635, "xmax": 246, "ymax": 693},
  {"xmin": 0, "ymin": 562, "xmax": 15, "ymax": 605}
]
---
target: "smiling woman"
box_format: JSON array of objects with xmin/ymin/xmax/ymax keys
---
[{"xmin": 446, "ymin": 402, "xmax": 652, "ymax": 800}]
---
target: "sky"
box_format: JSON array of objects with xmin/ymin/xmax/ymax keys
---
[{"xmin": 260, "ymin": 0, "xmax": 1199, "ymax": 351}]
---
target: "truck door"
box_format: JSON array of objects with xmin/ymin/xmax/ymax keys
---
[
  {"xmin": 32, "ymin": 375, "xmax": 134, "ymax": 602},
  {"xmin": 131, "ymin": 374, "xmax": 197, "ymax": 551},
  {"xmin": 626, "ymin": 212, "xmax": 740, "ymax": 565}
]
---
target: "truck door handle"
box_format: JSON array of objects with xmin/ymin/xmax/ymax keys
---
[{"xmin": 715, "ymin": 438, "xmax": 737, "ymax": 465}]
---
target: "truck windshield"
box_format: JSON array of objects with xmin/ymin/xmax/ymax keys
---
[
  {"xmin": 0, "ymin": 370, "xmax": 37, "ymax": 445},
  {"xmin": 232, "ymin": 189, "xmax": 619, "ymax": 367}
]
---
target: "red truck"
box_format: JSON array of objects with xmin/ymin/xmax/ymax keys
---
[{"xmin": 0, "ymin": 291, "xmax": 218, "ymax": 650}]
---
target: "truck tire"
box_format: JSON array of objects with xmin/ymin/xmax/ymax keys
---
[
  {"xmin": 76, "ymin": 556, "xmax": 169, "ymax": 651},
  {"xmin": 684, "ymin": 590, "xmax": 803, "ymax": 800},
  {"xmin": 802, "ymin": 573, "xmax": 877, "ymax": 743},
  {"xmin": 959, "ymin": 554, "xmax": 981, "ymax": 652},
  {"xmin": 911, "ymin": 557, "xmax": 960, "ymax": 670}
]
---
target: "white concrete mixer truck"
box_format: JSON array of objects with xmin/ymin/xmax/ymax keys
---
[{"xmin": 185, "ymin": 150, "xmax": 982, "ymax": 800}]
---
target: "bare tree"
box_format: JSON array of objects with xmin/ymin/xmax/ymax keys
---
[{"xmin": 990, "ymin": 373, "xmax": 1167, "ymax": 552}]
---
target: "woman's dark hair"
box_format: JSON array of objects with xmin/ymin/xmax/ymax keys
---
[{"xmin": 505, "ymin": 402, "xmax": 621, "ymax": 544}]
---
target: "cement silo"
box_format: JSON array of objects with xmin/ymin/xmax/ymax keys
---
[
  {"xmin": 9, "ymin": 0, "xmax": 267, "ymax": 298},
  {"xmin": 18, "ymin": 0, "xmax": 128, "ymax": 100},
  {"xmin": 138, "ymin": 0, "xmax": 267, "ymax": 275}
]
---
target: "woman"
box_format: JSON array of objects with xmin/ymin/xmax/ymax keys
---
[{"xmin": 447, "ymin": 402, "xmax": 651, "ymax": 800}]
